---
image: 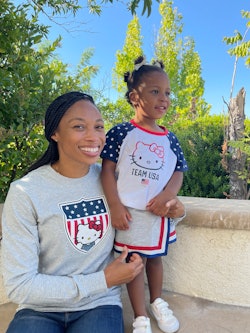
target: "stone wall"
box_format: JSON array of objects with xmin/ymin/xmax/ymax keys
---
[
  {"xmin": 1, "ymin": 197, "xmax": 250, "ymax": 306},
  {"xmin": 162, "ymin": 197, "xmax": 250, "ymax": 307}
]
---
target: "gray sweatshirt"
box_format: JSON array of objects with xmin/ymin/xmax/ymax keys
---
[{"xmin": 2, "ymin": 164, "xmax": 121, "ymax": 312}]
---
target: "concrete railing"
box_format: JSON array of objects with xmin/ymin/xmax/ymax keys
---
[
  {"xmin": 1, "ymin": 197, "xmax": 250, "ymax": 307},
  {"xmin": 162, "ymin": 196, "xmax": 250, "ymax": 307}
]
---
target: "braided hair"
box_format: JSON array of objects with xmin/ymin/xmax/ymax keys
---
[
  {"xmin": 124, "ymin": 55, "xmax": 166, "ymax": 105},
  {"xmin": 27, "ymin": 91, "xmax": 95, "ymax": 173}
]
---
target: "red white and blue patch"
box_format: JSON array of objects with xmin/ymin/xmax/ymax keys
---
[{"xmin": 60, "ymin": 197, "xmax": 109, "ymax": 252}]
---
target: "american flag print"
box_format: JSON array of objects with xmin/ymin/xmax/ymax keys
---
[
  {"xmin": 60, "ymin": 197, "xmax": 109, "ymax": 252},
  {"xmin": 141, "ymin": 178, "xmax": 149, "ymax": 185}
]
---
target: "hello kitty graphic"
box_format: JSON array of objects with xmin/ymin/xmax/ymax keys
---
[
  {"xmin": 60, "ymin": 197, "xmax": 109, "ymax": 252},
  {"xmin": 131, "ymin": 141, "xmax": 165, "ymax": 170},
  {"xmin": 76, "ymin": 220, "xmax": 102, "ymax": 251}
]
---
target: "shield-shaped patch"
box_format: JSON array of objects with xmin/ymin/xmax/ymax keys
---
[{"xmin": 60, "ymin": 197, "xmax": 109, "ymax": 252}]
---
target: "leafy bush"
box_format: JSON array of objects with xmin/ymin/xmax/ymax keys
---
[
  {"xmin": 171, "ymin": 115, "xmax": 230, "ymax": 198},
  {"xmin": 0, "ymin": 125, "xmax": 47, "ymax": 202}
]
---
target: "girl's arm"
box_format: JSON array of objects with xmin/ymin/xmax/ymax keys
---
[
  {"xmin": 146, "ymin": 171, "xmax": 183, "ymax": 216},
  {"xmin": 101, "ymin": 159, "xmax": 131, "ymax": 230},
  {"xmin": 163, "ymin": 171, "xmax": 183, "ymax": 197}
]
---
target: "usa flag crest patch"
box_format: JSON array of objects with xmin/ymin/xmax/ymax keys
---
[{"xmin": 60, "ymin": 197, "xmax": 109, "ymax": 252}]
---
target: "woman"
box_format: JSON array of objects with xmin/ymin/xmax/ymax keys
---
[{"xmin": 2, "ymin": 91, "xmax": 143, "ymax": 333}]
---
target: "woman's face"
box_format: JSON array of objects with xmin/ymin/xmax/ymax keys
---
[{"xmin": 51, "ymin": 99, "xmax": 105, "ymax": 172}]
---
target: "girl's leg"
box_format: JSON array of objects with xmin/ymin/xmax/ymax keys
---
[
  {"xmin": 6, "ymin": 309, "xmax": 64, "ymax": 333},
  {"xmin": 146, "ymin": 256, "xmax": 163, "ymax": 303},
  {"xmin": 67, "ymin": 305, "xmax": 124, "ymax": 333},
  {"xmin": 147, "ymin": 257, "xmax": 180, "ymax": 333},
  {"xmin": 126, "ymin": 257, "xmax": 148, "ymax": 318}
]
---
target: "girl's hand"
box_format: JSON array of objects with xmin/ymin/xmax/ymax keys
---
[{"xmin": 109, "ymin": 203, "xmax": 131, "ymax": 230}]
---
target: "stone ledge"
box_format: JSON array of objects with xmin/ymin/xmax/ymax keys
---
[{"xmin": 178, "ymin": 196, "xmax": 250, "ymax": 230}]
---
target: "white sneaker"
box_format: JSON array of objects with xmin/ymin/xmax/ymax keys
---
[
  {"xmin": 150, "ymin": 298, "xmax": 179, "ymax": 333},
  {"xmin": 132, "ymin": 316, "xmax": 152, "ymax": 333}
]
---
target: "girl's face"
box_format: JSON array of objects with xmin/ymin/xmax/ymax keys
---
[
  {"xmin": 51, "ymin": 99, "xmax": 105, "ymax": 175},
  {"xmin": 130, "ymin": 71, "xmax": 171, "ymax": 122}
]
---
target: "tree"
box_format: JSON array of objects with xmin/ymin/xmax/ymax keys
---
[
  {"xmin": 0, "ymin": 0, "xmax": 158, "ymax": 202},
  {"xmin": 112, "ymin": 15, "xmax": 144, "ymax": 93},
  {"xmin": 110, "ymin": 0, "xmax": 210, "ymax": 125},
  {"xmin": 222, "ymin": 88, "xmax": 249, "ymax": 199},
  {"xmin": 177, "ymin": 38, "xmax": 210, "ymax": 118},
  {"xmin": 223, "ymin": 10, "xmax": 250, "ymax": 99},
  {"xmin": 98, "ymin": 98, "xmax": 133, "ymax": 128},
  {"xmin": 222, "ymin": 10, "xmax": 250, "ymax": 199},
  {"xmin": 155, "ymin": 0, "xmax": 210, "ymax": 122},
  {"xmin": 24, "ymin": 0, "xmax": 158, "ymax": 17},
  {"xmin": 0, "ymin": 2, "xmax": 100, "ymax": 201}
]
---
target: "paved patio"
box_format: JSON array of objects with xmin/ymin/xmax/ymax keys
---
[{"xmin": 1, "ymin": 289, "xmax": 250, "ymax": 333}]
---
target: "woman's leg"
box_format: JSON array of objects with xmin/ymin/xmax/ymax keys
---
[
  {"xmin": 67, "ymin": 305, "xmax": 124, "ymax": 333},
  {"xmin": 146, "ymin": 256, "xmax": 163, "ymax": 303},
  {"xmin": 6, "ymin": 309, "xmax": 64, "ymax": 333}
]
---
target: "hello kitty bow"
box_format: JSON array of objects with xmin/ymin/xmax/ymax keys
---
[
  {"xmin": 149, "ymin": 143, "xmax": 164, "ymax": 158},
  {"xmin": 89, "ymin": 220, "xmax": 102, "ymax": 231}
]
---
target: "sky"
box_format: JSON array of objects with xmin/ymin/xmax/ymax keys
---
[{"xmin": 42, "ymin": 0, "xmax": 249, "ymax": 117}]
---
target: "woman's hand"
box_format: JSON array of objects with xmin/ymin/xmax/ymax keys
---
[
  {"xmin": 165, "ymin": 197, "xmax": 185, "ymax": 218},
  {"xmin": 147, "ymin": 195, "xmax": 185, "ymax": 219},
  {"xmin": 104, "ymin": 247, "xmax": 143, "ymax": 288}
]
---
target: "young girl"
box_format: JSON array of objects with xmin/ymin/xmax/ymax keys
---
[
  {"xmin": 2, "ymin": 91, "xmax": 144, "ymax": 333},
  {"xmin": 101, "ymin": 56, "xmax": 188, "ymax": 333}
]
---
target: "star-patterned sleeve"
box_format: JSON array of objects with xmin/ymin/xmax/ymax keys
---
[
  {"xmin": 101, "ymin": 122, "xmax": 133, "ymax": 163},
  {"xmin": 167, "ymin": 131, "xmax": 188, "ymax": 172}
]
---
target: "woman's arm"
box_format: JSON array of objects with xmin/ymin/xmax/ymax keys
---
[{"xmin": 2, "ymin": 184, "xmax": 142, "ymax": 306}]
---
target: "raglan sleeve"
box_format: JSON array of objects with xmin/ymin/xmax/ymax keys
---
[
  {"xmin": 100, "ymin": 125, "xmax": 121, "ymax": 163},
  {"xmin": 168, "ymin": 132, "xmax": 188, "ymax": 172}
]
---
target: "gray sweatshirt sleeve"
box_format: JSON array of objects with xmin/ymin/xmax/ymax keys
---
[{"xmin": 1, "ymin": 184, "xmax": 108, "ymax": 307}]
